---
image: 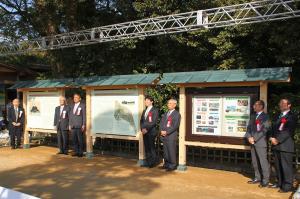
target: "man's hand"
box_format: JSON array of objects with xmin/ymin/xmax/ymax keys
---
[
  {"xmin": 161, "ymin": 131, "xmax": 167, "ymax": 137},
  {"xmin": 248, "ymin": 137, "xmax": 255, "ymax": 145},
  {"xmin": 142, "ymin": 128, "xmax": 147, "ymax": 135},
  {"xmin": 270, "ymin": 138, "xmax": 279, "ymax": 145},
  {"xmin": 12, "ymin": 122, "xmax": 16, "ymax": 126},
  {"xmin": 15, "ymin": 123, "xmax": 21, "ymax": 127},
  {"xmin": 81, "ymin": 125, "xmax": 85, "ymax": 132},
  {"xmin": 69, "ymin": 126, "xmax": 72, "ymax": 131}
]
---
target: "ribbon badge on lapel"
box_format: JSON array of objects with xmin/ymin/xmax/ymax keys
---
[
  {"xmin": 77, "ymin": 107, "xmax": 81, "ymax": 115},
  {"xmin": 19, "ymin": 111, "xmax": 23, "ymax": 118},
  {"xmin": 148, "ymin": 112, "xmax": 152, "ymax": 122},
  {"xmin": 255, "ymin": 119, "xmax": 261, "ymax": 131},
  {"xmin": 167, "ymin": 116, "xmax": 172, "ymax": 127},
  {"xmin": 279, "ymin": 117, "xmax": 287, "ymax": 131},
  {"xmin": 62, "ymin": 110, "xmax": 66, "ymax": 119}
]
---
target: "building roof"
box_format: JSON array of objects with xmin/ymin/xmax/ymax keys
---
[
  {"xmin": 9, "ymin": 67, "xmax": 292, "ymax": 90},
  {"xmin": 9, "ymin": 73, "xmax": 160, "ymax": 89},
  {"xmin": 159, "ymin": 67, "xmax": 291, "ymax": 84},
  {"xmin": 9, "ymin": 79, "xmax": 74, "ymax": 89},
  {"xmin": 76, "ymin": 73, "xmax": 160, "ymax": 87}
]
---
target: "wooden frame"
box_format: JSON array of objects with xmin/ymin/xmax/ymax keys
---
[
  {"xmin": 177, "ymin": 81, "xmax": 268, "ymax": 171},
  {"xmin": 185, "ymin": 91, "xmax": 258, "ymax": 145},
  {"xmin": 20, "ymin": 88, "xmax": 65, "ymax": 148},
  {"xmin": 84, "ymin": 86, "xmax": 146, "ymax": 163}
]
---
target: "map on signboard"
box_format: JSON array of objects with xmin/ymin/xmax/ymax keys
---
[
  {"xmin": 114, "ymin": 101, "xmax": 137, "ymax": 133},
  {"xmin": 91, "ymin": 89, "xmax": 139, "ymax": 136}
]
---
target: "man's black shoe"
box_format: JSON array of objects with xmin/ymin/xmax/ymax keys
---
[
  {"xmin": 159, "ymin": 165, "xmax": 167, "ymax": 169},
  {"xmin": 268, "ymin": 183, "xmax": 280, "ymax": 188},
  {"xmin": 78, "ymin": 154, "xmax": 83, "ymax": 157},
  {"xmin": 247, "ymin": 179, "xmax": 260, "ymax": 184},
  {"xmin": 57, "ymin": 152, "xmax": 64, "ymax": 155},
  {"xmin": 166, "ymin": 168, "xmax": 176, "ymax": 172},
  {"xmin": 278, "ymin": 189, "xmax": 292, "ymax": 193},
  {"xmin": 259, "ymin": 183, "xmax": 269, "ymax": 188}
]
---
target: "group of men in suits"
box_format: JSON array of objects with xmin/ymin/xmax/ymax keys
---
[
  {"xmin": 140, "ymin": 96, "xmax": 181, "ymax": 171},
  {"xmin": 53, "ymin": 94, "xmax": 86, "ymax": 157},
  {"xmin": 246, "ymin": 98, "xmax": 297, "ymax": 193}
]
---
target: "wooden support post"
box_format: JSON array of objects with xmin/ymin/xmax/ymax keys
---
[
  {"xmin": 59, "ymin": 89, "xmax": 65, "ymax": 97},
  {"xmin": 177, "ymin": 86, "xmax": 187, "ymax": 171},
  {"xmin": 22, "ymin": 91, "xmax": 30, "ymax": 149},
  {"xmin": 259, "ymin": 81, "xmax": 268, "ymax": 112},
  {"xmin": 85, "ymin": 88, "xmax": 93, "ymax": 159},
  {"xmin": 137, "ymin": 87, "xmax": 146, "ymax": 166}
]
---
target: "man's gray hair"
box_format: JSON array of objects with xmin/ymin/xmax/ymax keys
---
[{"xmin": 168, "ymin": 99, "xmax": 177, "ymax": 104}]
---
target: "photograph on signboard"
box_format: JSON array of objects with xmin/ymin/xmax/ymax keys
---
[
  {"xmin": 27, "ymin": 92, "xmax": 59, "ymax": 130},
  {"xmin": 91, "ymin": 89, "xmax": 139, "ymax": 136},
  {"xmin": 192, "ymin": 96, "xmax": 222, "ymax": 136},
  {"xmin": 223, "ymin": 96, "xmax": 250, "ymax": 137},
  {"xmin": 28, "ymin": 97, "xmax": 41, "ymax": 115}
]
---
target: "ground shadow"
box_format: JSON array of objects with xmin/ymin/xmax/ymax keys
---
[{"xmin": 0, "ymin": 147, "xmax": 169, "ymax": 199}]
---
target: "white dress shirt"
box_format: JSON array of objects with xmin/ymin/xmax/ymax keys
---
[{"xmin": 73, "ymin": 102, "xmax": 80, "ymax": 114}]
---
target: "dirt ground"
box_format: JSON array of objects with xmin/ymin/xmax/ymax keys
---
[{"xmin": 0, "ymin": 146, "xmax": 294, "ymax": 199}]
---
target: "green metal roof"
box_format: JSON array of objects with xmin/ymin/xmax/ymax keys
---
[
  {"xmin": 9, "ymin": 78, "xmax": 74, "ymax": 89},
  {"xmin": 9, "ymin": 67, "xmax": 291, "ymax": 89},
  {"xmin": 77, "ymin": 73, "xmax": 160, "ymax": 87},
  {"xmin": 9, "ymin": 73, "xmax": 160, "ymax": 89},
  {"xmin": 159, "ymin": 67, "xmax": 291, "ymax": 84}
]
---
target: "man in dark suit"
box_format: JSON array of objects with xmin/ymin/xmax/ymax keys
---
[
  {"xmin": 7, "ymin": 98, "xmax": 24, "ymax": 149},
  {"xmin": 69, "ymin": 94, "xmax": 86, "ymax": 157},
  {"xmin": 246, "ymin": 100, "xmax": 270, "ymax": 187},
  {"xmin": 270, "ymin": 98, "xmax": 297, "ymax": 193},
  {"xmin": 54, "ymin": 96, "xmax": 70, "ymax": 155},
  {"xmin": 140, "ymin": 96, "xmax": 159, "ymax": 168},
  {"xmin": 160, "ymin": 99, "xmax": 181, "ymax": 171}
]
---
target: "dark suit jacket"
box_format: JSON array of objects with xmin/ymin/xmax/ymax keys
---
[
  {"xmin": 54, "ymin": 105, "xmax": 71, "ymax": 131},
  {"xmin": 7, "ymin": 106, "xmax": 24, "ymax": 133},
  {"xmin": 159, "ymin": 109, "xmax": 181, "ymax": 140},
  {"xmin": 271, "ymin": 111, "xmax": 297, "ymax": 153},
  {"xmin": 140, "ymin": 107, "xmax": 159, "ymax": 135},
  {"xmin": 69, "ymin": 102, "xmax": 86, "ymax": 129},
  {"xmin": 245, "ymin": 112, "xmax": 270, "ymax": 148}
]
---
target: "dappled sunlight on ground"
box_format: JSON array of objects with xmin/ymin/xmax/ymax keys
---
[{"xmin": 0, "ymin": 146, "xmax": 293, "ymax": 199}]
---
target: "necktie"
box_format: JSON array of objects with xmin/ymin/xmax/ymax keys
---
[
  {"xmin": 144, "ymin": 107, "xmax": 150, "ymax": 119},
  {"xmin": 73, "ymin": 105, "xmax": 77, "ymax": 114},
  {"xmin": 60, "ymin": 106, "xmax": 63, "ymax": 115},
  {"xmin": 15, "ymin": 108, "xmax": 18, "ymax": 122},
  {"xmin": 167, "ymin": 111, "xmax": 171, "ymax": 117}
]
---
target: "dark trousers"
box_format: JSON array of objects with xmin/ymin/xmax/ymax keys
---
[
  {"xmin": 162, "ymin": 136, "xmax": 177, "ymax": 169},
  {"xmin": 57, "ymin": 128, "xmax": 69, "ymax": 153},
  {"xmin": 274, "ymin": 150, "xmax": 294, "ymax": 191},
  {"xmin": 72, "ymin": 128, "xmax": 84, "ymax": 155},
  {"xmin": 10, "ymin": 128, "xmax": 22, "ymax": 148},
  {"xmin": 250, "ymin": 146, "xmax": 270, "ymax": 184},
  {"xmin": 143, "ymin": 132, "xmax": 158, "ymax": 166}
]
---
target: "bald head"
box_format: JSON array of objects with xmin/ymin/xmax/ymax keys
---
[
  {"xmin": 12, "ymin": 98, "xmax": 20, "ymax": 108},
  {"xmin": 59, "ymin": 96, "xmax": 66, "ymax": 106},
  {"xmin": 167, "ymin": 99, "xmax": 177, "ymax": 110}
]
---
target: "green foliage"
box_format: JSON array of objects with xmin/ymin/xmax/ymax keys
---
[{"xmin": 144, "ymin": 84, "xmax": 178, "ymax": 115}]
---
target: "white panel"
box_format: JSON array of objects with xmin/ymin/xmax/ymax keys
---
[
  {"xmin": 91, "ymin": 89, "xmax": 139, "ymax": 136},
  {"xmin": 26, "ymin": 92, "xmax": 59, "ymax": 130}
]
